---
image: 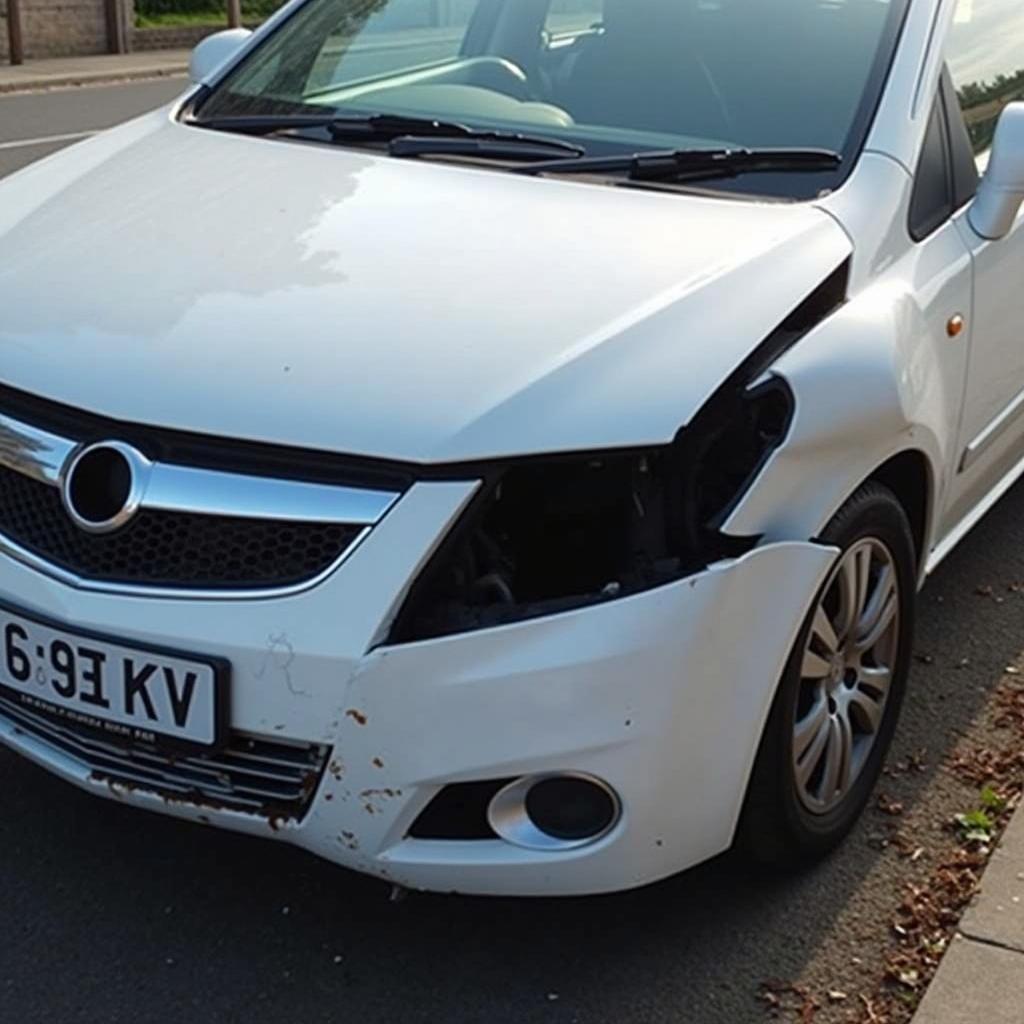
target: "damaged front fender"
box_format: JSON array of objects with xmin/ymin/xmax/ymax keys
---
[{"xmin": 721, "ymin": 279, "xmax": 956, "ymax": 553}]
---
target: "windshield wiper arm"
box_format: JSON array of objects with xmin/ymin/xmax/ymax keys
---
[
  {"xmin": 189, "ymin": 112, "xmax": 480, "ymax": 137},
  {"xmin": 389, "ymin": 134, "xmax": 585, "ymax": 161},
  {"xmin": 191, "ymin": 113, "xmax": 347, "ymax": 135},
  {"xmin": 328, "ymin": 115, "xmax": 582, "ymax": 155},
  {"xmin": 189, "ymin": 112, "xmax": 584, "ymax": 156},
  {"xmin": 515, "ymin": 147, "xmax": 842, "ymax": 181}
]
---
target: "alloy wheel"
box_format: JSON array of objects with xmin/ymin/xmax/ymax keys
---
[{"xmin": 792, "ymin": 538, "xmax": 901, "ymax": 815}]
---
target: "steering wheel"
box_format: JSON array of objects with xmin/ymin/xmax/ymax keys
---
[{"xmin": 459, "ymin": 56, "xmax": 534, "ymax": 101}]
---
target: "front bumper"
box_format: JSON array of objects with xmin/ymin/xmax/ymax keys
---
[{"xmin": 0, "ymin": 480, "xmax": 835, "ymax": 896}]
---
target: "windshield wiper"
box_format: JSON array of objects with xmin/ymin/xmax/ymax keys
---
[
  {"xmin": 190, "ymin": 112, "xmax": 584, "ymax": 156},
  {"xmin": 191, "ymin": 112, "xmax": 470, "ymax": 136},
  {"xmin": 515, "ymin": 147, "xmax": 842, "ymax": 181},
  {"xmin": 389, "ymin": 134, "xmax": 585, "ymax": 161}
]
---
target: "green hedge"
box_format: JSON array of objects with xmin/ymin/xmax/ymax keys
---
[{"xmin": 135, "ymin": 0, "xmax": 283, "ymax": 22}]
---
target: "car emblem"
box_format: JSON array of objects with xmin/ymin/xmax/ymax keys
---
[{"xmin": 60, "ymin": 441, "xmax": 152, "ymax": 535}]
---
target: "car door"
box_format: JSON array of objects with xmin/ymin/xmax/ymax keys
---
[{"xmin": 940, "ymin": 0, "xmax": 1024, "ymax": 536}]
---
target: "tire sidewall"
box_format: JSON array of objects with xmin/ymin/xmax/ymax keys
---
[{"xmin": 744, "ymin": 484, "xmax": 918, "ymax": 860}]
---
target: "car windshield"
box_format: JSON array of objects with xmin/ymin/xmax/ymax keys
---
[{"xmin": 195, "ymin": 0, "xmax": 909, "ymax": 197}]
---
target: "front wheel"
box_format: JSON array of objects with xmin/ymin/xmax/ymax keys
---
[{"xmin": 736, "ymin": 482, "xmax": 917, "ymax": 865}]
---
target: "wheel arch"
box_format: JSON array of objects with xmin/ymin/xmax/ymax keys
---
[{"xmin": 864, "ymin": 449, "xmax": 934, "ymax": 577}]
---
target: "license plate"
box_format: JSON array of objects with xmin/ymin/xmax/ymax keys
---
[{"xmin": 0, "ymin": 601, "xmax": 228, "ymax": 752}]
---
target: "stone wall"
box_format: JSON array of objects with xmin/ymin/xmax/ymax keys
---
[
  {"xmin": 1, "ymin": 0, "xmax": 256, "ymax": 62},
  {"xmin": 2, "ymin": 0, "xmax": 112, "ymax": 60},
  {"xmin": 0, "ymin": 0, "xmax": 265, "ymax": 62},
  {"xmin": 1, "ymin": 1, "xmax": 11, "ymax": 60},
  {"xmin": 131, "ymin": 22, "xmax": 219, "ymax": 50}
]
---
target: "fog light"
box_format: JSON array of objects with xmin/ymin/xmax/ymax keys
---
[
  {"xmin": 488, "ymin": 773, "xmax": 621, "ymax": 851},
  {"xmin": 526, "ymin": 776, "xmax": 617, "ymax": 840}
]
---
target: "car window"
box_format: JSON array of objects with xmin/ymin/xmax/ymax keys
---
[
  {"xmin": 239, "ymin": 0, "xmax": 486, "ymax": 99},
  {"xmin": 947, "ymin": 0, "xmax": 1024, "ymax": 156},
  {"xmin": 941, "ymin": 66, "xmax": 980, "ymax": 207},
  {"xmin": 908, "ymin": 96, "xmax": 953, "ymax": 241},
  {"xmin": 197, "ymin": 0, "xmax": 910, "ymax": 199}
]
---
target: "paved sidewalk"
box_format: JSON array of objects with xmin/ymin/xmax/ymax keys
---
[
  {"xmin": 913, "ymin": 806, "xmax": 1024, "ymax": 1023},
  {"xmin": 0, "ymin": 51, "xmax": 189, "ymax": 94}
]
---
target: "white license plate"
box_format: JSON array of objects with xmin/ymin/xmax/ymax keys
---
[{"xmin": 0, "ymin": 602, "xmax": 227, "ymax": 751}]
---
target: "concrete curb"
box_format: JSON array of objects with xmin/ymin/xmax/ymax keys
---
[
  {"xmin": 912, "ymin": 804, "xmax": 1024, "ymax": 1023},
  {"xmin": 0, "ymin": 56, "xmax": 188, "ymax": 96}
]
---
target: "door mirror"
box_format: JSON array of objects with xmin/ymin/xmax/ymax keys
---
[
  {"xmin": 189, "ymin": 28, "xmax": 253, "ymax": 84},
  {"xmin": 969, "ymin": 102, "xmax": 1024, "ymax": 241}
]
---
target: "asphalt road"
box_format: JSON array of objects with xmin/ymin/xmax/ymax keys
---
[
  {"xmin": 0, "ymin": 78, "xmax": 188, "ymax": 179},
  {"xmin": 2, "ymin": 80, "xmax": 1024, "ymax": 1024}
]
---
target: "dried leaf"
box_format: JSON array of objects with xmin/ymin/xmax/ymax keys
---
[{"xmin": 877, "ymin": 794, "xmax": 904, "ymax": 817}]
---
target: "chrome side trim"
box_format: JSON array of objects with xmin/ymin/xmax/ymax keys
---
[{"xmin": 959, "ymin": 385, "xmax": 1024, "ymax": 474}]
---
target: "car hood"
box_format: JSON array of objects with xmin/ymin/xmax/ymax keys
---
[{"xmin": 0, "ymin": 110, "xmax": 851, "ymax": 463}]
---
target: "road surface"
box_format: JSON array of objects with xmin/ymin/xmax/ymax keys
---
[{"xmin": 0, "ymin": 78, "xmax": 187, "ymax": 179}]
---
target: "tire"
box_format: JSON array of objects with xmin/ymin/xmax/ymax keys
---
[{"xmin": 736, "ymin": 481, "xmax": 917, "ymax": 866}]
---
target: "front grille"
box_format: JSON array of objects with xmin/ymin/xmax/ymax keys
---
[
  {"xmin": 0, "ymin": 464, "xmax": 363, "ymax": 590},
  {"xmin": 0, "ymin": 692, "xmax": 328, "ymax": 821}
]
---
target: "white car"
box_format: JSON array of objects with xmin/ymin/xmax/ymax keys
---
[{"xmin": 0, "ymin": 0, "xmax": 1022, "ymax": 896}]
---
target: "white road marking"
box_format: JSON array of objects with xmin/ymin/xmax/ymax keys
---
[{"xmin": 0, "ymin": 130, "xmax": 97, "ymax": 151}]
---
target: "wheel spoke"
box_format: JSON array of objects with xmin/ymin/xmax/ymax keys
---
[
  {"xmin": 856, "ymin": 563, "xmax": 897, "ymax": 652},
  {"xmin": 802, "ymin": 647, "xmax": 832, "ymax": 680},
  {"xmin": 794, "ymin": 693, "xmax": 829, "ymax": 761},
  {"xmin": 849, "ymin": 683, "xmax": 885, "ymax": 734},
  {"xmin": 819, "ymin": 716, "xmax": 845, "ymax": 801},
  {"xmin": 837, "ymin": 545, "xmax": 872, "ymax": 641},
  {"xmin": 860, "ymin": 664, "xmax": 892, "ymax": 696},
  {"xmin": 836, "ymin": 710, "xmax": 854, "ymax": 794},
  {"xmin": 809, "ymin": 604, "xmax": 839, "ymax": 658},
  {"xmin": 795, "ymin": 706, "xmax": 831, "ymax": 790}
]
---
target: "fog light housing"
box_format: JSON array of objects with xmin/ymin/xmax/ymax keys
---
[{"xmin": 488, "ymin": 773, "xmax": 621, "ymax": 851}]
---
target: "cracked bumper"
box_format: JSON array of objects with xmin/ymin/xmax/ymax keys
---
[{"xmin": 0, "ymin": 481, "xmax": 835, "ymax": 896}]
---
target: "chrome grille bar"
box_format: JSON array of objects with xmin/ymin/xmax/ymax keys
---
[
  {"xmin": 0, "ymin": 401, "xmax": 403, "ymax": 597},
  {"xmin": 0, "ymin": 409, "xmax": 400, "ymax": 525},
  {"xmin": 0, "ymin": 411, "xmax": 73, "ymax": 486},
  {"xmin": 0, "ymin": 694, "xmax": 328, "ymax": 820}
]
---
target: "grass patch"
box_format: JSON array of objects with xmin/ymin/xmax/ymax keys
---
[
  {"xmin": 135, "ymin": 0, "xmax": 282, "ymax": 27},
  {"xmin": 135, "ymin": 9, "xmax": 226, "ymax": 27}
]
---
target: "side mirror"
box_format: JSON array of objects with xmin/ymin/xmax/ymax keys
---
[
  {"xmin": 969, "ymin": 102, "xmax": 1024, "ymax": 241},
  {"xmin": 189, "ymin": 28, "xmax": 253, "ymax": 84}
]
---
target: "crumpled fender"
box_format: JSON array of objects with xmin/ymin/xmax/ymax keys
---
[{"xmin": 722, "ymin": 276, "xmax": 964, "ymax": 552}]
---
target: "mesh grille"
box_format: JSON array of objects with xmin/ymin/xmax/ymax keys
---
[
  {"xmin": 0, "ymin": 464, "xmax": 363, "ymax": 589},
  {"xmin": 0, "ymin": 692, "xmax": 327, "ymax": 821}
]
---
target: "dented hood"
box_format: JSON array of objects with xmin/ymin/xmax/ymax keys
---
[{"xmin": 0, "ymin": 111, "xmax": 851, "ymax": 463}]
